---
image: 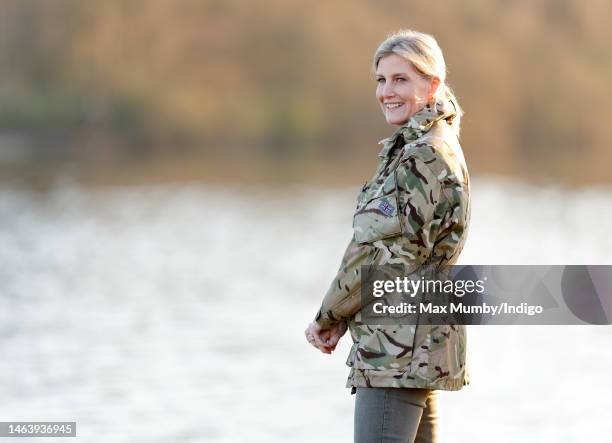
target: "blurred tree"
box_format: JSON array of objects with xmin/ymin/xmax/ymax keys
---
[{"xmin": 0, "ymin": 0, "xmax": 610, "ymax": 184}]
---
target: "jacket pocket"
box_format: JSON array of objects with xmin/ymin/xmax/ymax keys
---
[
  {"xmin": 347, "ymin": 326, "xmax": 415, "ymax": 371},
  {"xmin": 352, "ymin": 191, "xmax": 402, "ymax": 244}
]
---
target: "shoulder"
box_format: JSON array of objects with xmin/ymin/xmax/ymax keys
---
[
  {"xmin": 395, "ymin": 142, "xmax": 447, "ymax": 193},
  {"xmin": 398, "ymin": 122, "xmax": 468, "ymax": 191}
]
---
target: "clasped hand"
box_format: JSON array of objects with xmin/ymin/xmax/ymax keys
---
[{"xmin": 304, "ymin": 321, "xmax": 348, "ymax": 354}]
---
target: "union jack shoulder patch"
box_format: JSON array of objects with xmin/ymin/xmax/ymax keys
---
[{"xmin": 377, "ymin": 198, "xmax": 395, "ymax": 217}]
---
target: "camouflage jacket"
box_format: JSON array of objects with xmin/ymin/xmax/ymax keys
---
[{"xmin": 314, "ymin": 98, "xmax": 471, "ymax": 391}]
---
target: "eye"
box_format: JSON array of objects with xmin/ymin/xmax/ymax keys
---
[
  {"xmin": 376, "ymin": 78, "xmax": 385, "ymax": 84},
  {"xmin": 396, "ymin": 77, "xmax": 406, "ymax": 82}
]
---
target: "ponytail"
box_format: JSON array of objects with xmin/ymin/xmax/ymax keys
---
[{"xmin": 438, "ymin": 83, "xmax": 463, "ymax": 137}]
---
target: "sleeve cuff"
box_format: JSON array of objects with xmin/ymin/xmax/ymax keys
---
[{"xmin": 314, "ymin": 307, "xmax": 340, "ymax": 329}]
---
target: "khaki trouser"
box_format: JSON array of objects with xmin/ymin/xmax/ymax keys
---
[{"xmin": 354, "ymin": 387, "xmax": 438, "ymax": 443}]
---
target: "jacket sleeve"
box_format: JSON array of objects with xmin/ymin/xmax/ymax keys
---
[{"xmin": 314, "ymin": 156, "xmax": 447, "ymax": 329}]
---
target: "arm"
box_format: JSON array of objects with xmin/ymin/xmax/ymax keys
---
[
  {"xmin": 313, "ymin": 156, "xmax": 447, "ymax": 329},
  {"xmin": 314, "ymin": 238, "xmax": 375, "ymax": 329}
]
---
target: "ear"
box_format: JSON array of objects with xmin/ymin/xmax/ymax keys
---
[{"xmin": 428, "ymin": 76, "xmax": 441, "ymax": 101}]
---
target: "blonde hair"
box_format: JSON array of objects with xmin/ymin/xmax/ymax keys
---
[{"xmin": 373, "ymin": 29, "xmax": 463, "ymax": 136}]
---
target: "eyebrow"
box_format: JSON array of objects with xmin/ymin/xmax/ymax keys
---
[{"xmin": 375, "ymin": 72, "xmax": 412, "ymax": 78}]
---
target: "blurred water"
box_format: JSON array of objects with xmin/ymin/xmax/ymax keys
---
[{"xmin": 0, "ymin": 176, "xmax": 611, "ymax": 442}]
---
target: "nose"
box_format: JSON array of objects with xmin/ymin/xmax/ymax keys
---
[{"xmin": 381, "ymin": 80, "xmax": 395, "ymax": 98}]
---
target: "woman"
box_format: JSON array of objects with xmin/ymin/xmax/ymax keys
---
[{"xmin": 305, "ymin": 29, "xmax": 471, "ymax": 443}]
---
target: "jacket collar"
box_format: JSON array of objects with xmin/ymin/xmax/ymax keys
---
[{"xmin": 377, "ymin": 98, "xmax": 457, "ymax": 157}]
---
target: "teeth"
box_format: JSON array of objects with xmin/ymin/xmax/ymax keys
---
[{"xmin": 385, "ymin": 103, "xmax": 403, "ymax": 109}]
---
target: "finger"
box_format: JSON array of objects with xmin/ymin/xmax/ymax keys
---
[
  {"xmin": 305, "ymin": 335, "xmax": 314, "ymax": 346},
  {"xmin": 327, "ymin": 332, "xmax": 341, "ymax": 348},
  {"xmin": 328, "ymin": 332, "xmax": 344, "ymax": 350},
  {"xmin": 312, "ymin": 332, "xmax": 332, "ymax": 354},
  {"xmin": 314, "ymin": 341, "xmax": 331, "ymax": 353},
  {"xmin": 308, "ymin": 338, "xmax": 320, "ymax": 349},
  {"xmin": 305, "ymin": 331, "xmax": 325, "ymax": 351},
  {"xmin": 327, "ymin": 323, "xmax": 348, "ymax": 349},
  {"xmin": 320, "ymin": 329, "xmax": 331, "ymax": 342},
  {"xmin": 305, "ymin": 331, "xmax": 317, "ymax": 345}
]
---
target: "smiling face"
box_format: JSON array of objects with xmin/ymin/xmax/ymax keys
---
[{"xmin": 375, "ymin": 54, "xmax": 439, "ymax": 126}]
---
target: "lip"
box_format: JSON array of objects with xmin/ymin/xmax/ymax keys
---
[{"xmin": 383, "ymin": 102, "xmax": 405, "ymax": 110}]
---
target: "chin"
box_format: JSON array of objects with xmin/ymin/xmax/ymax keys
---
[{"xmin": 386, "ymin": 115, "xmax": 410, "ymax": 126}]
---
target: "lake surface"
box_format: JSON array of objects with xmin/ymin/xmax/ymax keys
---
[{"xmin": 1, "ymin": 175, "xmax": 611, "ymax": 442}]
